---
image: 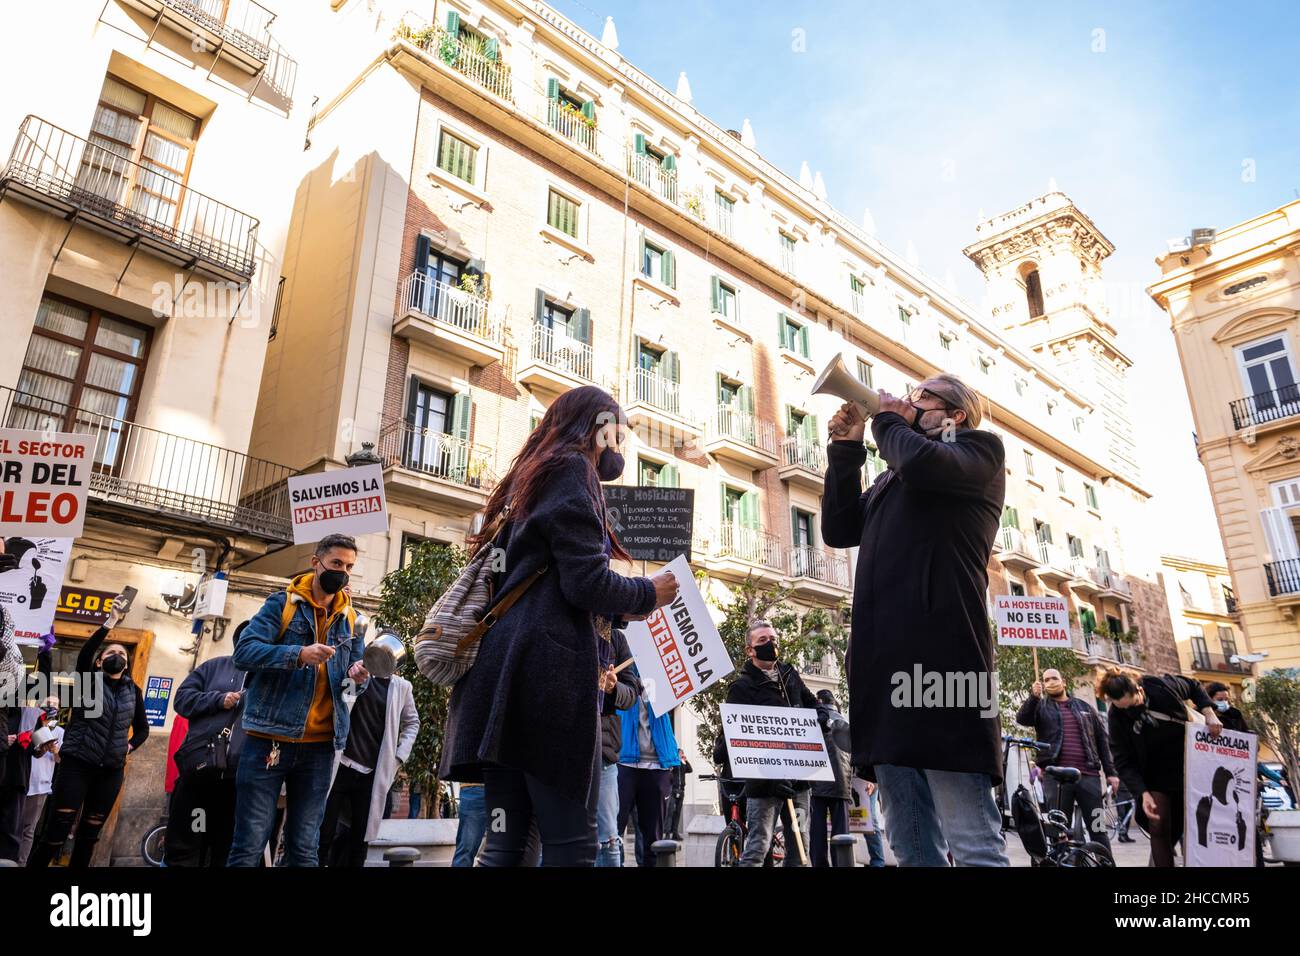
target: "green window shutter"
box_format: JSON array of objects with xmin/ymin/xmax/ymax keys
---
[
  {"xmin": 715, "ymin": 373, "xmax": 726, "ymax": 405},
  {"xmin": 446, "ymin": 10, "xmax": 460, "ymax": 34},
  {"xmin": 785, "ymin": 405, "xmax": 797, "ymax": 435},
  {"xmin": 451, "ymin": 393, "xmax": 472, "ymax": 441},
  {"xmin": 1081, "ymin": 608, "xmax": 1097, "ymax": 634},
  {"xmin": 741, "ymin": 490, "xmax": 759, "ymax": 531},
  {"xmin": 778, "ymin": 314, "xmax": 789, "ymax": 349},
  {"xmin": 719, "ymin": 485, "xmax": 728, "ymax": 524},
  {"xmin": 791, "ymin": 507, "xmax": 799, "ymax": 544},
  {"xmin": 415, "ymin": 234, "xmax": 431, "ymax": 272},
  {"xmin": 665, "ymin": 350, "xmax": 680, "ymax": 383},
  {"xmin": 574, "ymin": 308, "xmax": 591, "ymax": 344},
  {"xmin": 581, "ymin": 100, "xmax": 595, "ymax": 121},
  {"xmin": 405, "ymin": 376, "xmax": 420, "ymax": 423},
  {"xmin": 663, "ymin": 463, "xmax": 679, "ymax": 488},
  {"xmin": 740, "ymin": 385, "xmax": 755, "ymax": 415},
  {"xmin": 807, "ymin": 414, "xmax": 819, "ymax": 440},
  {"xmin": 798, "ymin": 323, "xmax": 810, "ymax": 358},
  {"xmin": 662, "ymin": 250, "xmax": 676, "ymax": 288},
  {"xmin": 634, "ymin": 132, "xmax": 647, "ymax": 154},
  {"xmin": 533, "ymin": 288, "xmax": 546, "ymax": 323},
  {"xmin": 637, "ymin": 235, "xmax": 647, "ymax": 272},
  {"xmin": 661, "ymin": 153, "xmax": 676, "ymax": 171},
  {"xmin": 710, "ymin": 276, "xmax": 721, "ymax": 312},
  {"xmin": 546, "ymin": 78, "xmax": 559, "ymax": 101},
  {"xmin": 484, "ymin": 37, "xmax": 499, "ymax": 61}
]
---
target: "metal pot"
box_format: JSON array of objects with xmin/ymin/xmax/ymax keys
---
[{"xmin": 363, "ymin": 629, "xmax": 407, "ymax": 679}]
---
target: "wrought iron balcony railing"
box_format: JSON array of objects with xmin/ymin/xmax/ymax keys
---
[
  {"xmin": 781, "ymin": 437, "xmax": 825, "ymax": 474},
  {"xmin": 527, "ymin": 323, "xmax": 594, "ymax": 383},
  {"xmin": 788, "ymin": 546, "xmax": 850, "ymax": 588},
  {"xmin": 1230, "ymin": 384, "xmax": 1300, "ymax": 429},
  {"xmin": 400, "ymin": 272, "xmax": 502, "ymax": 345},
  {"xmin": 0, "ymin": 385, "xmax": 295, "ymax": 540},
  {"xmin": 1, "ymin": 116, "xmax": 259, "ymax": 278},
  {"xmin": 710, "ymin": 406, "xmax": 778, "ymax": 454},
  {"xmin": 715, "ymin": 523, "xmax": 784, "ymax": 570},
  {"xmin": 376, "ymin": 417, "xmax": 494, "ymax": 490},
  {"xmin": 627, "ymin": 149, "xmax": 678, "ymax": 205},
  {"xmin": 1265, "ymin": 558, "xmax": 1300, "ymax": 597},
  {"xmin": 395, "ymin": 21, "xmax": 514, "ymax": 103},
  {"xmin": 1190, "ymin": 651, "xmax": 1251, "ymax": 675}
]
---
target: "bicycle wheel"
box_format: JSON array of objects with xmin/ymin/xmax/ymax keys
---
[
  {"xmin": 770, "ymin": 829, "xmax": 786, "ymax": 866},
  {"xmin": 140, "ymin": 824, "xmax": 167, "ymax": 867},
  {"xmin": 715, "ymin": 824, "xmax": 743, "ymax": 867}
]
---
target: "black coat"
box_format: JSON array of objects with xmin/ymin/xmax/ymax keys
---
[
  {"xmin": 173, "ymin": 655, "xmax": 247, "ymax": 773},
  {"xmin": 811, "ymin": 707, "xmax": 853, "ymax": 800},
  {"xmin": 723, "ymin": 660, "xmax": 829, "ymax": 798},
  {"xmin": 1108, "ymin": 674, "xmax": 1213, "ymax": 799},
  {"xmin": 600, "ymin": 629, "xmax": 641, "ymax": 766},
  {"xmin": 60, "ymin": 625, "xmax": 148, "ymax": 769},
  {"xmin": 1016, "ymin": 693, "xmax": 1116, "ymax": 777},
  {"xmin": 822, "ymin": 414, "xmax": 1006, "ymax": 783},
  {"xmin": 439, "ymin": 453, "xmax": 657, "ymax": 803}
]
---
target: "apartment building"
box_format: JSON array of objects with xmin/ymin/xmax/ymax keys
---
[
  {"xmin": 249, "ymin": 0, "xmax": 1183, "ymax": 822},
  {"xmin": 1148, "ymin": 199, "xmax": 1300, "ymax": 673},
  {"xmin": 1160, "ymin": 555, "xmax": 1253, "ymax": 695},
  {"xmin": 0, "ymin": 0, "xmax": 306, "ymax": 861}
]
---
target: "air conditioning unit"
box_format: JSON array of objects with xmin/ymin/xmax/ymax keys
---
[
  {"xmin": 1191, "ymin": 228, "xmax": 1217, "ymax": 246},
  {"xmin": 1166, "ymin": 237, "xmax": 1192, "ymax": 253}
]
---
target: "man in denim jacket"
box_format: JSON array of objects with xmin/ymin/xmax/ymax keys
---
[{"xmin": 227, "ymin": 534, "xmax": 369, "ymax": 866}]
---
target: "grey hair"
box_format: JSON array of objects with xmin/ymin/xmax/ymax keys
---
[
  {"xmin": 745, "ymin": 619, "xmax": 774, "ymax": 646},
  {"xmin": 923, "ymin": 373, "xmax": 983, "ymax": 428}
]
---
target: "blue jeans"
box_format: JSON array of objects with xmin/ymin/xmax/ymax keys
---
[
  {"xmin": 227, "ymin": 736, "xmax": 334, "ymax": 867},
  {"xmin": 873, "ymin": 764, "xmax": 1008, "ymax": 867},
  {"xmin": 452, "ymin": 784, "xmax": 487, "ymax": 867},
  {"xmin": 595, "ymin": 762, "xmax": 622, "ymax": 867},
  {"xmin": 865, "ymin": 792, "xmax": 886, "ymax": 866}
]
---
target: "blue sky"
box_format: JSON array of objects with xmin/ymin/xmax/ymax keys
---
[{"xmin": 555, "ymin": 0, "xmax": 1300, "ymax": 562}]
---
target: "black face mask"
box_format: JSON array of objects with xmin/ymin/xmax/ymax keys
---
[
  {"xmin": 101, "ymin": 654, "xmax": 127, "ymax": 675},
  {"xmin": 316, "ymin": 568, "xmax": 349, "ymax": 595},
  {"xmin": 597, "ymin": 448, "xmax": 625, "ymax": 482},
  {"xmin": 754, "ymin": 641, "xmax": 778, "ymax": 663}
]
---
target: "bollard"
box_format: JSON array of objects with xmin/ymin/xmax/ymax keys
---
[
  {"xmin": 650, "ymin": 839, "xmax": 681, "ymax": 868},
  {"xmin": 830, "ymin": 834, "xmax": 858, "ymax": 868},
  {"xmin": 384, "ymin": 846, "xmax": 421, "ymax": 867}
]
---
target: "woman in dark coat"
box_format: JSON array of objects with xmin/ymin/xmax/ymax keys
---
[{"xmin": 438, "ymin": 386, "xmax": 678, "ymax": 866}]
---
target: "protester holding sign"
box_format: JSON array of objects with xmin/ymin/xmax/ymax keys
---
[
  {"xmin": 615, "ymin": 664, "xmax": 680, "ymax": 868},
  {"xmin": 439, "ymin": 386, "xmax": 677, "ymax": 867},
  {"xmin": 822, "ymin": 376, "xmax": 1009, "ymax": 867},
  {"xmin": 723, "ymin": 621, "xmax": 829, "ymax": 867},
  {"xmin": 1095, "ymin": 666, "xmax": 1222, "ymax": 867},
  {"xmin": 27, "ymin": 595, "xmax": 148, "ymax": 868}
]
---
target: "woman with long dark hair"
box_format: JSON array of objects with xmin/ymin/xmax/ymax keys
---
[
  {"xmin": 439, "ymin": 386, "xmax": 678, "ymax": 866},
  {"xmin": 1095, "ymin": 665, "xmax": 1222, "ymax": 867}
]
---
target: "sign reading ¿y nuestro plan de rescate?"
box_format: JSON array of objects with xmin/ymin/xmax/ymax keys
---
[
  {"xmin": 720, "ymin": 703, "xmax": 834, "ymax": 782},
  {"xmin": 993, "ymin": 594, "xmax": 1072, "ymax": 647},
  {"xmin": 0, "ymin": 430, "xmax": 93, "ymax": 538},
  {"xmin": 287, "ymin": 464, "xmax": 389, "ymax": 545}
]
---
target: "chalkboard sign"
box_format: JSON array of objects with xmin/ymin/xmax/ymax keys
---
[{"xmin": 603, "ymin": 486, "xmax": 695, "ymax": 563}]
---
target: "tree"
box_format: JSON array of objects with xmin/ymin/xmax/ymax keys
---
[
  {"xmin": 1242, "ymin": 668, "xmax": 1300, "ymax": 796},
  {"xmin": 374, "ymin": 539, "xmax": 466, "ymax": 818},
  {"xmin": 994, "ymin": 641, "xmax": 1091, "ymax": 735},
  {"xmin": 686, "ymin": 573, "xmax": 850, "ymax": 762}
]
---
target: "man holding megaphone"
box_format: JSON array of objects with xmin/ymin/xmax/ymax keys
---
[{"xmin": 819, "ymin": 366, "xmax": 1009, "ymax": 867}]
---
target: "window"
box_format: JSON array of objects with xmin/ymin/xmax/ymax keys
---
[
  {"xmin": 979, "ymin": 354, "xmax": 993, "ymax": 375},
  {"xmin": 638, "ymin": 458, "xmax": 678, "ymax": 488},
  {"xmin": 1191, "ymin": 630, "xmax": 1211, "ymax": 669},
  {"xmin": 711, "ymin": 277, "xmax": 737, "ymax": 319},
  {"xmin": 721, "ymin": 486, "xmax": 757, "ymax": 529},
  {"xmin": 1014, "ymin": 377, "xmax": 1027, "ymax": 397},
  {"xmin": 897, "ymin": 306, "xmax": 911, "ymax": 327},
  {"xmin": 1067, "ymin": 534, "xmax": 1084, "ymax": 559},
  {"xmin": 640, "ymin": 237, "xmax": 676, "ymax": 288},
  {"xmin": 856, "ymin": 359, "xmax": 873, "ymax": 388},
  {"xmin": 1237, "ymin": 335, "xmax": 1296, "ymax": 404},
  {"xmin": 1010, "ymin": 581, "xmax": 1026, "ymax": 597},
  {"xmin": 939, "ymin": 333, "xmax": 952, "ymax": 351},
  {"xmin": 1056, "ymin": 468, "xmax": 1066, "ymax": 493},
  {"xmin": 402, "ymin": 379, "xmax": 471, "ymax": 477},
  {"xmin": 1023, "ymin": 449, "xmax": 1034, "ymax": 476},
  {"xmin": 545, "ymin": 79, "xmax": 595, "ymax": 149},
  {"xmin": 1034, "ymin": 519, "xmax": 1053, "ymax": 546},
  {"xmin": 850, "ymin": 274, "xmax": 865, "ymax": 295},
  {"xmin": 1218, "ymin": 626, "xmax": 1239, "ymax": 661},
  {"xmin": 714, "ymin": 190, "xmax": 735, "ymax": 235},
  {"xmin": 779, "ymin": 232, "xmax": 797, "ymax": 273},
  {"xmin": 13, "ymin": 296, "xmax": 150, "ymax": 467},
  {"xmin": 1080, "ymin": 607, "xmax": 1097, "ymax": 636},
  {"xmin": 1084, "ymin": 483, "xmax": 1099, "ymax": 510},
  {"xmin": 1073, "ymin": 416, "xmax": 1084, "ymax": 434},
  {"xmin": 1046, "ymin": 399, "xmax": 1057, "ymax": 416},
  {"xmin": 436, "ymin": 129, "xmax": 477, "ymax": 184},
  {"xmin": 400, "ymin": 534, "xmax": 447, "ymax": 569},
  {"xmin": 791, "ymin": 508, "xmax": 815, "ymax": 548},
  {"xmin": 414, "ymin": 241, "xmax": 468, "ymax": 314},
  {"xmin": 779, "ymin": 314, "xmax": 810, "ymax": 357},
  {"xmin": 547, "ymin": 188, "xmax": 579, "ymax": 238},
  {"xmin": 787, "ymin": 406, "xmax": 818, "ymax": 444},
  {"xmin": 89, "ymin": 75, "xmax": 200, "ymax": 226},
  {"xmin": 1024, "ymin": 268, "xmax": 1045, "ymax": 318},
  {"xmin": 1000, "ymin": 506, "xmax": 1020, "ymax": 529}
]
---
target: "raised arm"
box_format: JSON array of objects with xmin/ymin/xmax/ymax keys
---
[
  {"xmin": 76, "ymin": 625, "xmax": 112, "ymax": 675},
  {"xmin": 872, "ymin": 413, "xmax": 1003, "ymax": 496},
  {"xmin": 821, "ymin": 440, "xmax": 871, "ymax": 549}
]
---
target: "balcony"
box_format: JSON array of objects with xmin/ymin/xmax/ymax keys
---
[
  {"xmin": 627, "ymin": 149, "xmax": 678, "ymax": 206},
  {"xmin": 119, "ymin": 0, "xmax": 297, "ymax": 104},
  {"xmin": 704, "ymin": 406, "xmax": 779, "ymax": 470},
  {"xmin": 395, "ymin": 272, "xmax": 504, "ymax": 368},
  {"xmin": 997, "ymin": 527, "xmax": 1041, "ymax": 572},
  {"xmin": 1034, "ymin": 541, "xmax": 1073, "ymax": 588},
  {"xmin": 1068, "ymin": 558, "xmax": 1102, "ymax": 596},
  {"xmin": 395, "ymin": 22, "xmax": 513, "ymax": 103},
  {"xmin": 788, "ymin": 546, "xmax": 852, "ymax": 603},
  {"xmin": 778, "ymin": 437, "xmax": 825, "ymax": 490},
  {"xmin": 708, "ymin": 523, "xmax": 784, "ymax": 583},
  {"xmin": 1072, "ymin": 628, "xmax": 1141, "ymax": 667},
  {"xmin": 1190, "ymin": 651, "xmax": 1252, "ymax": 676},
  {"xmin": 376, "ymin": 417, "xmax": 494, "ymax": 516},
  {"xmin": 1, "ymin": 116, "xmax": 259, "ymax": 280},
  {"xmin": 546, "ymin": 100, "xmax": 598, "ymax": 154},
  {"xmin": 517, "ymin": 324, "xmax": 595, "ymax": 393},
  {"xmin": 1265, "ymin": 558, "xmax": 1300, "ymax": 598},
  {"xmin": 1, "ymin": 385, "xmax": 295, "ymax": 542},
  {"xmin": 625, "ymin": 369, "xmax": 701, "ymax": 445},
  {"xmin": 1094, "ymin": 568, "xmax": 1132, "ymax": 602},
  {"xmin": 1230, "ymin": 384, "xmax": 1300, "ymax": 430}
]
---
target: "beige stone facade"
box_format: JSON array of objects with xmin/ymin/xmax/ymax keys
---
[
  {"xmin": 1148, "ymin": 199, "xmax": 1300, "ymax": 674},
  {"xmin": 1160, "ymin": 555, "xmax": 1253, "ymax": 694}
]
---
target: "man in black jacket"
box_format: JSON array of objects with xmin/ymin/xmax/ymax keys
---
[
  {"xmin": 724, "ymin": 621, "xmax": 828, "ymax": 866},
  {"xmin": 1016, "ymin": 668, "xmax": 1118, "ymax": 851},
  {"xmin": 823, "ymin": 376, "xmax": 1009, "ymax": 866},
  {"xmin": 167, "ymin": 643, "xmax": 246, "ymax": 867},
  {"xmin": 810, "ymin": 690, "xmax": 853, "ymax": 866}
]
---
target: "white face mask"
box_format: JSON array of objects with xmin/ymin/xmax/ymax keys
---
[{"xmin": 1215, "ymin": 700, "xmax": 1231, "ymax": 712}]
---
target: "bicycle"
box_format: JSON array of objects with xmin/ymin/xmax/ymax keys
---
[
  {"xmin": 701, "ymin": 771, "xmax": 785, "ymax": 867},
  {"xmin": 1000, "ymin": 735, "xmax": 1114, "ymax": 868},
  {"xmin": 141, "ymin": 813, "xmax": 167, "ymax": 867}
]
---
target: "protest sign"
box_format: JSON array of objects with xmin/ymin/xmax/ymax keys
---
[
  {"xmin": 993, "ymin": 594, "xmax": 1071, "ymax": 647},
  {"xmin": 0, "ymin": 430, "xmax": 93, "ymax": 538},
  {"xmin": 0, "ymin": 536, "xmax": 72, "ymax": 646},
  {"xmin": 849, "ymin": 777, "xmax": 876, "ymax": 833},
  {"xmin": 719, "ymin": 702, "xmax": 834, "ymax": 782},
  {"xmin": 622, "ymin": 554, "xmax": 731, "ymax": 713},
  {"xmin": 1184, "ymin": 724, "xmax": 1257, "ymax": 867},
  {"xmin": 603, "ymin": 486, "xmax": 694, "ymax": 562},
  {"xmin": 287, "ymin": 464, "xmax": 388, "ymax": 545}
]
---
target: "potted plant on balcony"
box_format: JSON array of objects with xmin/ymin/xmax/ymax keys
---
[
  {"xmin": 465, "ymin": 457, "xmax": 486, "ymax": 489},
  {"xmin": 1242, "ymin": 668, "xmax": 1300, "ymax": 862},
  {"xmin": 683, "ymin": 188, "xmax": 705, "ymax": 220}
]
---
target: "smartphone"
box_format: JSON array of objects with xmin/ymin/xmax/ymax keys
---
[{"xmin": 112, "ymin": 586, "xmax": 139, "ymax": 617}]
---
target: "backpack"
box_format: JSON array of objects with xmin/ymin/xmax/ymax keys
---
[
  {"xmin": 414, "ymin": 511, "xmax": 546, "ymax": 686},
  {"xmin": 1011, "ymin": 784, "xmax": 1048, "ymax": 861}
]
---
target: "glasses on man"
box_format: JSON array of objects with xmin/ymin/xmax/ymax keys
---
[{"xmin": 906, "ymin": 387, "xmax": 955, "ymax": 409}]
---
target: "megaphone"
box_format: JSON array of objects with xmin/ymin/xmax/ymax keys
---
[{"xmin": 811, "ymin": 353, "xmax": 880, "ymax": 417}]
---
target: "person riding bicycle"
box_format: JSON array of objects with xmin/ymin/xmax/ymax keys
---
[
  {"xmin": 1016, "ymin": 668, "xmax": 1118, "ymax": 853},
  {"xmin": 723, "ymin": 621, "xmax": 829, "ymax": 867}
]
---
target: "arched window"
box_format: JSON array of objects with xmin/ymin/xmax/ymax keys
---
[{"xmin": 1022, "ymin": 265, "xmax": 1045, "ymax": 318}]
